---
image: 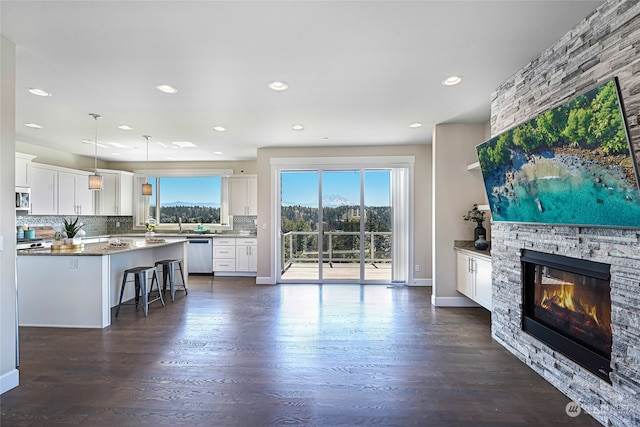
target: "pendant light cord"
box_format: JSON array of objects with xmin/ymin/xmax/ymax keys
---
[
  {"xmin": 89, "ymin": 113, "xmax": 101, "ymax": 173},
  {"xmin": 143, "ymin": 135, "xmax": 151, "ymax": 182}
]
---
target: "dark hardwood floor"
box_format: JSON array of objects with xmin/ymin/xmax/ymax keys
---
[{"xmin": 1, "ymin": 276, "xmax": 600, "ymax": 426}]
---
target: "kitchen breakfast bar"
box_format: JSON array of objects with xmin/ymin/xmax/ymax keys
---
[{"xmin": 17, "ymin": 238, "xmax": 188, "ymax": 328}]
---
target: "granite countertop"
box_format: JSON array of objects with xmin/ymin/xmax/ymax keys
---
[
  {"xmin": 453, "ymin": 240, "xmax": 492, "ymax": 260},
  {"xmin": 111, "ymin": 232, "xmax": 257, "ymax": 238},
  {"xmin": 18, "ymin": 239, "xmax": 186, "ymax": 256}
]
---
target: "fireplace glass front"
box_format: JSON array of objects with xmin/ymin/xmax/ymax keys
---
[{"xmin": 521, "ymin": 250, "xmax": 612, "ymax": 382}]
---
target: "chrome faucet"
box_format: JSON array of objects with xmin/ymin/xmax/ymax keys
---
[{"xmin": 178, "ymin": 216, "xmax": 182, "ymax": 233}]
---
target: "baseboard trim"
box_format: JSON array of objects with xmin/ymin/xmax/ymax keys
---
[
  {"xmin": 256, "ymin": 276, "xmax": 276, "ymax": 285},
  {"xmin": 0, "ymin": 368, "xmax": 19, "ymax": 394},
  {"xmin": 409, "ymin": 278, "xmax": 432, "ymax": 287},
  {"xmin": 431, "ymin": 295, "xmax": 480, "ymax": 307}
]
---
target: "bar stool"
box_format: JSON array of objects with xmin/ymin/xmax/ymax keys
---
[
  {"xmin": 115, "ymin": 266, "xmax": 165, "ymax": 317},
  {"xmin": 154, "ymin": 259, "xmax": 188, "ymax": 302}
]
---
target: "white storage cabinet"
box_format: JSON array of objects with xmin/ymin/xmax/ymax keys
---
[
  {"xmin": 212, "ymin": 238, "xmax": 236, "ymax": 272},
  {"xmin": 95, "ymin": 169, "xmax": 134, "ymax": 215},
  {"xmin": 456, "ymin": 250, "xmax": 492, "ymax": 311},
  {"xmin": 229, "ymin": 176, "xmax": 257, "ymax": 216},
  {"xmin": 235, "ymin": 238, "xmax": 257, "ymax": 272}
]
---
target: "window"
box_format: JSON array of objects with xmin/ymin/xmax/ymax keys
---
[{"xmin": 134, "ymin": 169, "xmax": 232, "ymax": 229}]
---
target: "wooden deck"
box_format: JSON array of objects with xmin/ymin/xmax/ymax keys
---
[{"xmin": 281, "ymin": 261, "xmax": 392, "ymax": 281}]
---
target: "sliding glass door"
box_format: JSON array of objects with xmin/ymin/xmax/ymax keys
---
[
  {"xmin": 279, "ymin": 168, "xmax": 396, "ymax": 283},
  {"xmin": 321, "ymin": 171, "xmax": 363, "ymax": 281},
  {"xmin": 280, "ymin": 171, "xmax": 320, "ymax": 280}
]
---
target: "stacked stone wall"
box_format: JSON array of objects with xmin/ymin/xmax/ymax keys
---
[{"xmin": 489, "ymin": 1, "xmax": 640, "ymax": 425}]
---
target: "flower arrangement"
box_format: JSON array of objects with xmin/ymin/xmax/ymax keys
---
[
  {"xmin": 463, "ymin": 204, "xmax": 486, "ymax": 226},
  {"xmin": 62, "ymin": 217, "xmax": 84, "ymax": 238},
  {"xmin": 145, "ymin": 222, "xmax": 155, "ymax": 232}
]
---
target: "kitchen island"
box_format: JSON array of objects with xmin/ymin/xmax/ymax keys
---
[{"xmin": 17, "ymin": 238, "xmax": 188, "ymax": 328}]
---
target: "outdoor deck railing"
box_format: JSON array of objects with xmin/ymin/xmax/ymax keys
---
[{"xmin": 281, "ymin": 230, "xmax": 391, "ymax": 272}]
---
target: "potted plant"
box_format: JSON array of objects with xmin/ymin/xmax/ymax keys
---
[
  {"xmin": 463, "ymin": 204, "xmax": 488, "ymax": 249},
  {"xmin": 145, "ymin": 222, "xmax": 156, "ymax": 242},
  {"xmin": 62, "ymin": 217, "xmax": 84, "ymax": 244}
]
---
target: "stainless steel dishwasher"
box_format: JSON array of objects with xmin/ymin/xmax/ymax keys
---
[{"xmin": 187, "ymin": 237, "xmax": 213, "ymax": 274}]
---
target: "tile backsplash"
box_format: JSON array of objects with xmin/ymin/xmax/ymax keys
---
[{"xmin": 16, "ymin": 215, "xmax": 257, "ymax": 238}]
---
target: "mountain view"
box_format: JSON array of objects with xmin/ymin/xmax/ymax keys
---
[
  {"xmin": 282, "ymin": 193, "xmax": 356, "ymax": 207},
  {"xmin": 160, "ymin": 201, "xmax": 220, "ymax": 208}
]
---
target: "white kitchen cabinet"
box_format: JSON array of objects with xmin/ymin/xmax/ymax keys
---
[
  {"xmin": 212, "ymin": 237, "xmax": 257, "ymax": 275},
  {"xmin": 212, "ymin": 238, "xmax": 236, "ymax": 272},
  {"xmin": 58, "ymin": 170, "xmax": 95, "ymax": 215},
  {"xmin": 30, "ymin": 164, "xmax": 94, "ymax": 216},
  {"xmin": 456, "ymin": 249, "xmax": 492, "ymax": 311},
  {"xmin": 229, "ymin": 176, "xmax": 257, "ymax": 215},
  {"xmin": 15, "ymin": 153, "xmax": 36, "ymax": 187},
  {"xmin": 30, "ymin": 165, "xmax": 58, "ymax": 215},
  {"xmin": 235, "ymin": 238, "xmax": 257, "ymax": 272},
  {"xmin": 95, "ymin": 170, "xmax": 133, "ymax": 215}
]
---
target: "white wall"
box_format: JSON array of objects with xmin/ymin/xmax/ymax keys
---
[
  {"xmin": 107, "ymin": 159, "xmax": 257, "ymax": 175},
  {"xmin": 1, "ymin": 36, "xmax": 19, "ymax": 394},
  {"xmin": 431, "ymin": 123, "xmax": 489, "ymax": 306},
  {"xmin": 255, "ymin": 144, "xmax": 432, "ymax": 285}
]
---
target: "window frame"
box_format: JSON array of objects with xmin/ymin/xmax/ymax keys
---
[{"xmin": 133, "ymin": 169, "xmax": 233, "ymax": 231}]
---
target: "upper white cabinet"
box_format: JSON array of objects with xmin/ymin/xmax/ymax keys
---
[
  {"xmin": 58, "ymin": 170, "xmax": 95, "ymax": 215},
  {"xmin": 31, "ymin": 165, "xmax": 58, "ymax": 215},
  {"xmin": 229, "ymin": 175, "xmax": 257, "ymax": 216},
  {"xmin": 15, "ymin": 153, "xmax": 37, "ymax": 187},
  {"xmin": 95, "ymin": 170, "xmax": 133, "ymax": 215},
  {"xmin": 30, "ymin": 164, "xmax": 94, "ymax": 216}
]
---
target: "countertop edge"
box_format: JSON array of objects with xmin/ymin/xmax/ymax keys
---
[
  {"xmin": 18, "ymin": 239, "xmax": 187, "ymax": 256},
  {"xmin": 454, "ymin": 240, "xmax": 492, "ymax": 260}
]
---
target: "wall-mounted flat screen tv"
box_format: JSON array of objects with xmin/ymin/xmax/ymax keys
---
[{"xmin": 477, "ymin": 77, "xmax": 640, "ymax": 228}]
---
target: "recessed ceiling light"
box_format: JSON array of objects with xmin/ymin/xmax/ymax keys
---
[
  {"xmin": 117, "ymin": 125, "xmax": 133, "ymax": 131},
  {"xmin": 111, "ymin": 153, "xmax": 121, "ymax": 156},
  {"xmin": 156, "ymin": 141, "xmax": 169, "ymax": 148},
  {"xmin": 268, "ymin": 81, "xmax": 288, "ymax": 91},
  {"xmin": 172, "ymin": 141, "xmax": 196, "ymax": 148},
  {"xmin": 26, "ymin": 87, "xmax": 51, "ymax": 97},
  {"xmin": 109, "ymin": 142, "xmax": 129, "ymax": 149},
  {"xmin": 25, "ymin": 123, "xmax": 43, "ymax": 129},
  {"xmin": 409, "ymin": 122, "xmax": 423, "ymax": 128},
  {"xmin": 165, "ymin": 156, "xmax": 175, "ymax": 160},
  {"xmin": 156, "ymin": 84, "xmax": 178, "ymax": 94},
  {"xmin": 213, "ymin": 126, "xmax": 226, "ymax": 132},
  {"xmin": 442, "ymin": 75, "xmax": 463, "ymax": 86},
  {"xmin": 214, "ymin": 151, "xmax": 223, "ymax": 155},
  {"xmin": 81, "ymin": 140, "xmax": 108, "ymax": 148},
  {"xmin": 291, "ymin": 124, "xmax": 304, "ymax": 131},
  {"xmin": 323, "ymin": 137, "xmax": 329, "ymax": 141}
]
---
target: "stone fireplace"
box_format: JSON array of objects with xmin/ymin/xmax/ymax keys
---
[
  {"xmin": 490, "ymin": 224, "xmax": 640, "ymax": 425},
  {"xmin": 487, "ymin": 1, "xmax": 640, "ymax": 424},
  {"xmin": 521, "ymin": 250, "xmax": 612, "ymax": 383}
]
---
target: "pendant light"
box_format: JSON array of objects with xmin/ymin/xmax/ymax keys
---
[
  {"xmin": 88, "ymin": 113, "xmax": 103, "ymax": 190},
  {"xmin": 142, "ymin": 135, "xmax": 153, "ymax": 196}
]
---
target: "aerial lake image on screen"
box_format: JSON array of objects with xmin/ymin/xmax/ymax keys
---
[{"xmin": 477, "ymin": 79, "xmax": 640, "ymax": 228}]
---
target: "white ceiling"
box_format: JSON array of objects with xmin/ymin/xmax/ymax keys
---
[{"xmin": 1, "ymin": 1, "xmax": 604, "ymax": 163}]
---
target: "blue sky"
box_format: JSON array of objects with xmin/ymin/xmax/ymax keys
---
[
  {"xmin": 150, "ymin": 172, "xmax": 390, "ymax": 207},
  {"xmin": 151, "ymin": 176, "xmax": 221, "ymax": 204},
  {"xmin": 281, "ymin": 170, "xmax": 391, "ymax": 207}
]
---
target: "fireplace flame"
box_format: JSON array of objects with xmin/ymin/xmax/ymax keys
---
[{"xmin": 540, "ymin": 283, "xmax": 601, "ymax": 326}]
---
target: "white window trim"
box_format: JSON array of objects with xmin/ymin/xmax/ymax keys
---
[
  {"xmin": 133, "ymin": 168, "xmax": 234, "ymax": 231},
  {"xmin": 270, "ymin": 156, "xmax": 414, "ymax": 285}
]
